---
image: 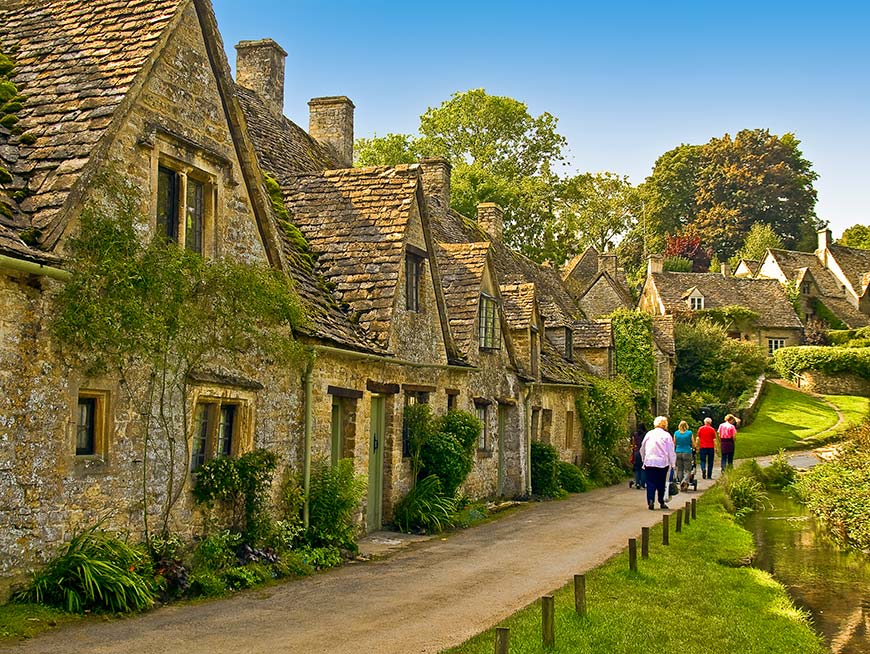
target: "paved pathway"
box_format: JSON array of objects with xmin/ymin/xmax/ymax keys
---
[{"xmin": 4, "ymin": 475, "xmax": 717, "ymax": 654}]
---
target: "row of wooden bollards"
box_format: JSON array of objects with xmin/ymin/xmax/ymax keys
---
[{"xmin": 494, "ymin": 497, "xmax": 698, "ymax": 652}]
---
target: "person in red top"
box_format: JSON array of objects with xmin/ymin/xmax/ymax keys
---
[
  {"xmin": 697, "ymin": 417, "xmax": 717, "ymax": 479},
  {"xmin": 717, "ymin": 414, "xmax": 739, "ymax": 472}
]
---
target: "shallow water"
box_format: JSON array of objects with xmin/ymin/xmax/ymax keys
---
[{"xmin": 744, "ymin": 491, "xmax": 870, "ymax": 653}]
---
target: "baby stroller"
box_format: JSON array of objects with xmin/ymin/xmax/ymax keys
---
[{"xmin": 682, "ymin": 450, "xmax": 699, "ymax": 492}]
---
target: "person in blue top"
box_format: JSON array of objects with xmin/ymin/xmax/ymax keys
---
[{"xmin": 673, "ymin": 420, "xmax": 697, "ymax": 492}]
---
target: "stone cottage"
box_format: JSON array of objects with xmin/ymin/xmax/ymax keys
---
[
  {"xmin": 639, "ymin": 255, "xmax": 804, "ymax": 356},
  {"xmin": 0, "ymin": 0, "xmax": 620, "ymax": 596}
]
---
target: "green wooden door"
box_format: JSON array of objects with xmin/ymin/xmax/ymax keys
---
[{"xmin": 367, "ymin": 395, "xmax": 385, "ymax": 531}]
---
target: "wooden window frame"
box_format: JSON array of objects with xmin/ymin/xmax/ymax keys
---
[
  {"xmin": 405, "ymin": 252, "xmax": 424, "ymax": 312},
  {"xmin": 689, "ymin": 295, "xmax": 704, "ymax": 310},
  {"xmin": 189, "ymin": 388, "xmax": 255, "ymax": 471},
  {"xmin": 74, "ymin": 390, "xmax": 110, "ymax": 458},
  {"xmin": 767, "ymin": 338, "xmax": 786, "ymax": 356},
  {"xmin": 154, "ymin": 150, "xmax": 217, "ymax": 256},
  {"xmin": 479, "ymin": 294, "xmax": 501, "ymax": 351},
  {"xmin": 475, "ymin": 401, "xmax": 490, "ymax": 451}
]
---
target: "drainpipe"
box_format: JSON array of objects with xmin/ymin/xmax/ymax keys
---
[
  {"xmin": 0, "ymin": 254, "xmax": 71, "ymax": 281},
  {"xmin": 523, "ymin": 385, "xmax": 533, "ymax": 495},
  {"xmin": 302, "ymin": 356, "xmax": 315, "ymax": 528}
]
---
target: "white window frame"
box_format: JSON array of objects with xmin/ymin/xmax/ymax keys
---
[
  {"xmin": 767, "ymin": 338, "xmax": 786, "ymax": 356},
  {"xmin": 689, "ymin": 294, "xmax": 704, "ymax": 310}
]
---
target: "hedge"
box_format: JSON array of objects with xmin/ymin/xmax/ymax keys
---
[{"xmin": 773, "ymin": 345, "xmax": 870, "ymax": 380}]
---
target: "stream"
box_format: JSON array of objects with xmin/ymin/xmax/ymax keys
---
[{"xmin": 744, "ymin": 491, "xmax": 870, "ymax": 653}]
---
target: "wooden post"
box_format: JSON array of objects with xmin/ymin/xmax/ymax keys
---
[
  {"xmin": 641, "ymin": 527, "xmax": 650, "ymax": 559},
  {"xmin": 676, "ymin": 508, "xmax": 683, "ymax": 532},
  {"xmin": 542, "ymin": 595, "xmax": 555, "ymax": 648},
  {"xmin": 663, "ymin": 513, "xmax": 669, "ymax": 545},
  {"xmin": 684, "ymin": 501, "xmax": 691, "ymax": 526},
  {"xmin": 692, "ymin": 498, "xmax": 697, "ymax": 519},
  {"xmin": 494, "ymin": 627, "xmax": 510, "ymax": 654},
  {"xmin": 628, "ymin": 538, "xmax": 637, "ymax": 571},
  {"xmin": 574, "ymin": 574, "xmax": 587, "ymax": 616}
]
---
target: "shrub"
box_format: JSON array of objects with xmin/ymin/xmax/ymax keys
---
[
  {"xmin": 558, "ymin": 461, "xmax": 589, "ymax": 493},
  {"xmin": 297, "ymin": 546, "xmax": 343, "ymax": 569},
  {"xmin": 304, "ymin": 457, "xmax": 366, "ymax": 550},
  {"xmin": 404, "ymin": 403, "xmax": 437, "ymax": 480},
  {"xmin": 193, "ymin": 530, "xmax": 242, "ymax": 571},
  {"xmin": 222, "ymin": 564, "xmax": 269, "ymax": 591},
  {"xmin": 720, "ymin": 462, "xmax": 768, "ymax": 518},
  {"xmin": 193, "ymin": 449, "xmax": 278, "ymax": 544},
  {"xmin": 774, "ymin": 345, "xmax": 870, "ymax": 381},
  {"xmin": 420, "ymin": 430, "xmax": 471, "ymax": 498},
  {"xmin": 531, "ymin": 441, "xmax": 564, "ymax": 498},
  {"xmin": 438, "ymin": 409, "xmax": 481, "ymax": 452},
  {"xmin": 670, "ymin": 390, "xmax": 719, "ymax": 424},
  {"xmin": 272, "ymin": 552, "xmax": 315, "ymax": 577},
  {"xmin": 188, "ymin": 570, "xmax": 226, "ymax": 597},
  {"xmin": 394, "ymin": 475, "xmax": 457, "ymax": 533},
  {"xmin": 14, "ymin": 526, "xmax": 157, "ymax": 613},
  {"xmin": 762, "ymin": 450, "xmax": 797, "ymax": 489}
]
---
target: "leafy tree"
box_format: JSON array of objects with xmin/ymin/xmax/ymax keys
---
[
  {"xmin": 736, "ymin": 222, "xmax": 784, "ymax": 261},
  {"xmin": 663, "ymin": 232, "xmax": 712, "ymax": 272},
  {"xmin": 556, "ymin": 172, "xmax": 640, "ymax": 253},
  {"xmin": 354, "ymin": 89, "xmax": 568, "ymax": 262},
  {"xmin": 641, "ymin": 129, "xmax": 821, "ymax": 259},
  {"xmin": 839, "ymin": 224, "xmax": 870, "ymax": 250}
]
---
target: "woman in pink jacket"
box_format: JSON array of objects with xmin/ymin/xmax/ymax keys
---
[
  {"xmin": 717, "ymin": 414, "xmax": 739, "ymax": 472},
  {"xmin": 640, "ymin": 416, "xmax": 677, "ymax": 510}
]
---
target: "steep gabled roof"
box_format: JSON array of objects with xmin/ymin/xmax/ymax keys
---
[
  {"xmin": 500, "ymin": 282, "xmax": 537, "ymax": 330},
  {"xmin": 436, "ymin": 241, "xmax": 490, "ymax": 356},
  {"xmin": 816, "ymin": 297, "xmax": 870, "ymax": 328},
  {"xmin": 281, "ymin": 165, "xmax": 422, "ymax": 347},
  {"xmin": 765, "ymin": 248, "xmax": 845, "ymax": 298},
  {"xmin": 562, "ymin": 246, "xmax": 599, "ymax": 288},
  {"xmin": 539, "ymin": 336, "xmax": 593, "ymax": 385},
  {"xmin": 652, "ymin": 315, "xmax": 676, "ymax": 357},
  {"xmin": 650, "ymin": 272, "xmax": 802, "ymax": 329},
  {"xmin": 734, "ymin": 259, "xmax": 760, "ymax": 277},
  {"xmin": 234, "ymin": 84, "xmax": 337, "ymax": 179},
  {"xmin": 828, "ymin": 244, "xmax": 870, "ymax": 295},
  {"xmin": 574, "ymin": 320, "xmax": 612, "ymax": 349},
  {"xmin": 0, "ymin": 0, "xmax": 183, "ymax": 250}
]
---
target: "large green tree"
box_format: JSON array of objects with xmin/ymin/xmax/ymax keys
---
[
  {"xmin": 354, "ymin": 89, "xmax": 568, "ymax": 262},
  {"xmin": 556, "ymin": 172, "xmax": 640, "ymax": 254},
  {"xmin": 839, "ymin": 224, "xmax": 870, "ymax": 250},
  {"xmin": 640, "ymin": 129, "xmax": 821, "ymax": 259},
  {"xmin": 734, "ymin": 222, "xmax": 784, "ymax": 264}
]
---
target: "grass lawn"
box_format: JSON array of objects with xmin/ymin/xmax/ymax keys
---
[
  {"xmin": 736, "ymin": 383, "xmax": 867, "ymax": 459},
  {"xmin": 0, "ymin": 603, "xmax": 80, "ymax": 641},
  {"xmin": 444, "ymin": 487, "xmax": 824, "ymax": 654}
]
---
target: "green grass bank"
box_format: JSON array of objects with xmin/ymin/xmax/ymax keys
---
[
  {"xmin": 736, "ymin": 383, "xmax": 867, "ymax": 458},
  {"xmin": 444, "ymin": 487, "xmax": 824, "ymax": 654}
]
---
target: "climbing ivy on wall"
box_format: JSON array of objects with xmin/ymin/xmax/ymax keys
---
[
  {"xmin": 51, "ymin": 169, "xmax": 309, "ymax": 539},
  {"xmin": 608, "ymin": 309, "xmax": 655, "ymax": 415},
  {"xmin": 575, "ymin": 375, "xmax": 634, "ymax": 484}
]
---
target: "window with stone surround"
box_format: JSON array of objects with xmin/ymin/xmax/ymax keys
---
[
  {"xmin": 75, "ymin": 390, "xmax": 109, "ymax": 457},
  {"xmin": 405, "ymin": 250, "xmax": 425, "ymax": 312},
  {"xmin": 475, "ymin": 402, "xmax": 490, "ymax": 450},
  {"xmin": 156, "ymin": 164, "xmax": 212, "ymax": 254},
  {"xmin": 767, "ymin": 338, "xmax": 786, "ymax": 356},
  {"xmin": 190, "ymin": 391, "xmax": 254, "ymax": 471},
  {"xmin": 402, "ymin": 389, "xmax": 430, "ymax": 457},
  {"xmin": 565, "ymin": 410, "xmax": 575, "ymax": 448},
  {"xmin": 479, "ymin": 294, "xmax": 501, "ymax": 350},
  {"xmin": 329, "ymin": 386, "xmax": 362, "ymax": 464}
]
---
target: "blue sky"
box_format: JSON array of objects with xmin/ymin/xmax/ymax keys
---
[{"xmin": 212, "ymin": 0, "xmax": 869, "ymax": 237}]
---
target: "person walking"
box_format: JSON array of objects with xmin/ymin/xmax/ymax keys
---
[
  {"xmin": 674, "ymin": 420, "xmax": 696, "ymax": 491},
  {"xmin": 717, "ymin": 414, "xmax": 739, "ymax": 472},
  {"xmin": 697, "ymin": 417, "xmax": 716, "ymax": 479},
  {"xmin": 629, "ymin": 423, "xmax": 647, "ymax": 490},
  {"xmin": 640, "ymin": 416, "xmax": 676, "ymax": 510}
]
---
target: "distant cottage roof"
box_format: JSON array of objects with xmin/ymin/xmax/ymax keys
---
[
  {"xmin": 765, "ymin": 249, "xmax": 845, "ymax": 298},
  {"xmin": 0, "ymin": 0, "xmax": 183, "ymax": 252},
  {"xmin": 650, "ymin": 272, "xmax": 802, "ymax": 329},
  {"xmin": 281, "ymin": 165, "xmax": 422, "ymax": 347},
  {"xmin": 828, "ymin": 244, "xmax": 870, "ymax": 296},
  {"xmin": 437, "ymin": 241, "xmax": 491, "ymax": 356}
]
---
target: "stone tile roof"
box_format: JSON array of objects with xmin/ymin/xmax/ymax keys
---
[
  {"xmin": 540, "ymin": 336, "xmax": 593, "ymax": 385},
  {"xmin": 234, "ymin": 84, "xmax": 337, "ymax": 180},
  {"xmin": 281, "ymin": 165, "xmax": 421, "ymax": 347},
  {"xmin": 766, "ymin": 249, "xmax": 845, "ymax": 298},
  {"xmin": 652, "ymin": 315, "xmax": 676, "ymax": 357},
  {"xmin": 816, "ymin": 296, "xmax": 870, "ymax": 328},
  {"xmin": 574, "ymin": 320, "xmax": 612, "ymax": 349},
  {"xmin": 651, "ymin": 272, "xmax": 802, "ymax": 329},
  {"xmin": 562, "ymin": 246, "xmax": 599, "ymax": 288},
  {"xmin": 736, "ymin": 259, "xmax": 760, "ymax": 276},
  {"xmin": 500, "ymin": 282, "xmax": 537, "ymax": 329},
  {"xmin": 436, "ymin": 241, "xmax": 490, "ymax": 356},
  {"xmin": 828, "ymin": 244, "xmax": 870, "ymax": 295},
  {"xmin": 0, "ymin": 0, "xmax": 183, "ymax": 250}
]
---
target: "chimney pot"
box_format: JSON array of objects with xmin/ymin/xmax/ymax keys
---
[
  {"xmin": 721, "ymin": 262, "xmax": 731, "ymax": 277},
  {"xmin": 420, "ymin": 158, "xmax": 452, "ymax": 220},
  {"xmin": 235, "ymin": 39, "xmax": 287, "ymax": 115},
  {"xmin": 648, "ymin": 254, "xmax": 664, "ymax": 275},
  {"xmin": 477, "ymin": 202, "xmax": 504, "ymax": 241},
  {"xmin": 308, "ymin": 96, "xmax": 355, "ymax": 168}
]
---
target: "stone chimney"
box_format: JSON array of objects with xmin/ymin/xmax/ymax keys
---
[
  {"xmin": 598, "ymin": 253, "xmax": 617, "ymax": 278},
  {"xmin": 420, "ymin": 158, "xmax": 451, "ymax": 221},
  {"xmin": 721, "ymin": 262, "xmax": 730, "ymax": 277},
  {"xmin": 648, "ymin": 254, "xmax": 663, "ymax": 275},
  {"xmin": 817, "ymin": 228, "xmax": 832, "ymax": 251},
  {"xmin": 477, "ymin": 203, "xmax": 504, "ymax": 242},
  {"xmin": 308, "ymin": 96, "xmax": 355, "ymax": 168},
  {"xmin": 235, "ymin": 39, "xmax": 287, "ymax": 115}
]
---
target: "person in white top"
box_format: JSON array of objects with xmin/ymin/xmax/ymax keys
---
[{"xmin": 640, "ymin": 416, "xmax": 677, "ymax": 510}]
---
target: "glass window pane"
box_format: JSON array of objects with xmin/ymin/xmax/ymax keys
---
[
  {"xmin": 218, "ymin": 405, "xmax": 236, "ymax": 457},
  {"xmin": 191, "ymin": 403, "xmax": 210, "ymax": 470},
  {"xmin": 76, "ymin": 397, "xmax": 96, "ymax": 455},
  {"xmin": 157, "ymin": 166, "xmax": 178, "ymax": 240},
  {"xmin": 186, "ymin": 178, "xmax": 204, "ymax": 253}
]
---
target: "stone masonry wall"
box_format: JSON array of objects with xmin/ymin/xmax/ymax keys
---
[{"xmin": 797, "ymin": 371, "xmax": 870, "ymax": 396}]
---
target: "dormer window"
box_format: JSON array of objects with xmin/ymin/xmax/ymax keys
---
[
  {"xmin": 479, "ymin": 293, "xmax": 501, "ymax": 350},
  {"xmin": 405, "ymin": 248, "xmax": 426, "ymax": 312},
  {"xmin": 688, "ymin": 291, "xmax": 704, "ymax": 310},
  {"xmin": 801, "ymin": 282, "xmax": 811, "ymax": 295}
]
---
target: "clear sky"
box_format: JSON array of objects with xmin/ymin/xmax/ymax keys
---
[{"xmin": 212, "ymin": 0, "xmax": 869, "ymax": 238}]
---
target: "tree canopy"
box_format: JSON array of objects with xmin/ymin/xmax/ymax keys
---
[{"xmin": 839, "ymin": 224, "xmax": 870, "ymax": 250}]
